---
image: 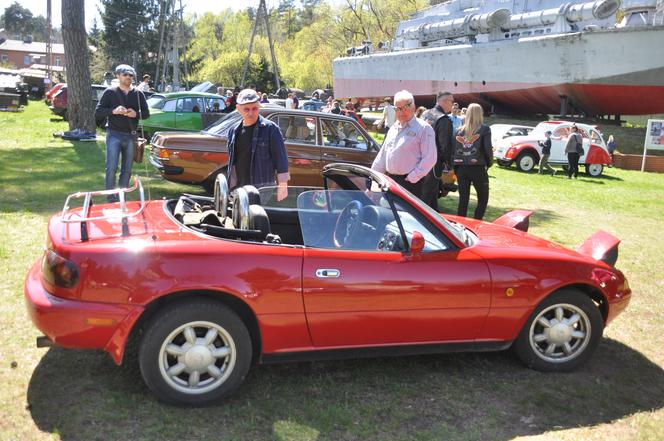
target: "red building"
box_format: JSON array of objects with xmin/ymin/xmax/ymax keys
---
[{"xmin": 0, "ymin": 38, "xmax": 65, "ymax": 70}]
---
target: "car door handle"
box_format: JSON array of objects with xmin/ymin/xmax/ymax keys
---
[
  {"xmin": 323, "ymin": 153, "xmax": 338, "ymax": 158},
  {"xmin": 316, "ymin": 269, "xmax": 340, "ymax": 278}
]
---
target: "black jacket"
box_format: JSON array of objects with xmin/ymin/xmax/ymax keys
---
[
  {"xmin": 95, "ymin": 86, "xmax": 150, "ymax": 133},
  {"xmin": 432, "ymin": 105, "xmax": 454, "ymax": 172},
  {"xmin": 452, "ymin": 124, "xmax": 493, "ymax": 167}
]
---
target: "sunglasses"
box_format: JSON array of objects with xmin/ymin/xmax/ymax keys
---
[{"xmin": 120, "ymin": 73, "xmax": 134, "ymax": 77}]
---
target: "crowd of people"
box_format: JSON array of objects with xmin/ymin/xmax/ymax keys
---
[{"xmin": 371, "ymin": 90, "xmax": 493, "ymax": 220}]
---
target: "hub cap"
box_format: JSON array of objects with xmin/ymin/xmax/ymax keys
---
[
  {"xmin": 158, "ymin": 321, "xmax": 236, "ymax": 395},
  {"xmin": 519, "ymin": 155, "xmax": 534, "ymax": 171},
  {"xmin": 529, "ymin": 303, "xmax": 591, "ymax": 363}
]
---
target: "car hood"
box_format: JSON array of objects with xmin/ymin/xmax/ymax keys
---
[
  {"xmin": 151, "ymin": 131, "xmax": 227, "ymax": 152},
  {"xmin": 451, "ymin": 216, "xmax": 595, "ymax": 264},
  {"xmin": 494, "ymin": 135, "xmax": 538, "ymax": 148}
]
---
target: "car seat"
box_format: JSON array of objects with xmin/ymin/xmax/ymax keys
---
[
  {"xmin": 248, "ymin": 205, "xmax": 271, "ymax": 237},
  {"xmin": 232, "ymin": 187, "xmax": 250, "ymax": 230},
  {"xmin": 241, "ymin": 185, "xmax": 261, "ymax": 205},
  {"xmin": 214, "ymin": 174, "xmax": 229, "ymax": 218}
]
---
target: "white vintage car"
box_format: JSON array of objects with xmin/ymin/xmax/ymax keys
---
[
  {"xmin": 490, "ymin": 124, "xmax": 535, "ymax": 148},
  {"xmin": 493, "ymin": 121, "xmax": 612, "ymax": 177}
]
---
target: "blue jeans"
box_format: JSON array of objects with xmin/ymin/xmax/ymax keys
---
[{"xmin": 105, "ymin": 130, "xmax": 135, "ymax": 201}]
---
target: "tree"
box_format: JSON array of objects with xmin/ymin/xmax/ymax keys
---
[
  {"xmin": 1, "ymin": 2, "xmax": 34, "ymax": 35},
  {"xmin": 62, "ymin": 0, "xmax": 95, "ymax": 131}
]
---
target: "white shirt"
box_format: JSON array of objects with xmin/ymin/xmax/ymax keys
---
[
  {"xmin": 383, "ymin": 104, "xmax": 396, "ymax": 127},
  {"xmin": 371, "ymin": 116, "xmax": 437, "ymax": 183},
  {"xmin": 136, "ymin": 82, "xmax": 150, "ymax": 92},
  {"xmin": 285, "ymin": 98, "xmax": 294, "ymax": 109}
]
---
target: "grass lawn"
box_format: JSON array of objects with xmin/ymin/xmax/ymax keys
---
[{"xmin": 1, "ymin": 102, "xmax": 663, "ymax": 441}]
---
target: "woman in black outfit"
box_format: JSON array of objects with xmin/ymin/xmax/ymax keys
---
[{"xmin": 451, "ymin": 103, "xmax": 493, "ymax": 220}]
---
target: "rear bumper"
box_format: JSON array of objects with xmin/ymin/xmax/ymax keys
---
[
  {"xmin": 49, "ymin": 106, "xmax": 66, "ymax": 117},
  {"xmin": 24, "ymin": 259, "xmax": 143, "ymax": 363}
]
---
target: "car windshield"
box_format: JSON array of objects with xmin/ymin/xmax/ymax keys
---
[
  {"xmin": 147, "ymin": 95, "xmax": 166, "ymax": 109},
  {"xmin": 203, "ymin": 111, "xmax": 242, "ymax": 137}
]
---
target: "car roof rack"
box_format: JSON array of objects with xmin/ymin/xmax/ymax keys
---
[{"xmin": 60, "ymin": 176, "xmax": 146, "ymax": 242}]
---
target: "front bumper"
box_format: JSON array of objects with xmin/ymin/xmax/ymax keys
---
[
  {"xmin": 24, "ymin": 259, "xmax": 142, "ymax": 362},
  {"xmin": 149, "ymin": 150, "xmax": 184, "ymax": 175}
]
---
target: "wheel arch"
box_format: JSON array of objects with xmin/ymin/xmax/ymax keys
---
[
  {"xmin": 122, "ymin": 289, "xmax": 262, "ymax": 365},
  {"xmin": 515, "ymin": 145, "xmax": 540, "ymax": 162},
  {"xmin": 541, "ymin": 283, "xmax": 609, "ymax": 324}
]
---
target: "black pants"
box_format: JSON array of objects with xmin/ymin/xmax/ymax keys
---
[
  {"xmin": 419, "ymin": 170, "xmax": 440, "ymax": 211},
  {"xmin": 567, "ymin": 152, "xmax": 580, "ymax": 178},
  {"xmin": 455, "ymin": 166, "xmax": 489, "ymax": 220},
  {"xmin": 387, "ymin": 173, "xmax": 424, "ymax": 201}
]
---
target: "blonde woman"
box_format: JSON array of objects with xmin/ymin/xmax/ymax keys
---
[{"xmin": 451, "ymin": 103, "xmax": 493, "ymax": 219}]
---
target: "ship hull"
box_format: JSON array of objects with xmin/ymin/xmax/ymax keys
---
[{"xmin": 333, "ymin": 26, "xmax": 664, "ymax": 115}]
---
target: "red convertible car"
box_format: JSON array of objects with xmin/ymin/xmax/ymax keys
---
[{"xmin": 25, "ymin": 164, "xmax": 631, "ymax": 405}]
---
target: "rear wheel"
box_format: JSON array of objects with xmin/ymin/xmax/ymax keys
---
[
  {"xmin": 138, "ymin": 300, "xmax": 252, "ymax": 406},
  {"xmin": 513, "ymin": 290, "xmax": 603, "ymax": 372},
  {"xmin": 585, "ymin": 164, "xmax": 604, "ymax": 177},
  {"xmin": 516, "ymin": 152, "xmax": 537, "ymax": 172}
]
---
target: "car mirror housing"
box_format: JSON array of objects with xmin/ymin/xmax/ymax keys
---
[{"xmin": 410, "ymin": 231, "xmax": 425, "ymax": 254}]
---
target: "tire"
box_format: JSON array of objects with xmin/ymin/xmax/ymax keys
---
[
  {"xmin": 585, "ymin": 164, "xmax": 604, "ymax": 177},
  {"xmin": 202, "ymin": 168, "xmax": 227, "ymax": 195},
  {"xmin": 513, "ymin": 290, "xmax": 603, "ymax": 372},
  {"xmin": 138, "ymin": 300, "xmax": 252, "ymax": 406},
  {"xmin": 497, "ymin": 159, "xmax": 512, "ymax": 167},
  {"xmin": 516, "ymin": 152, "xmax": 537, "ymax": 172}
]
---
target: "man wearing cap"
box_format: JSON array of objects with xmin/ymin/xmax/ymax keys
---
[
  {"xmin": 95, "ymin": 64, "xmax": 150, "ymax": 201},
  {"xmin": 226, "ymin": 89, "xmax": 290, "ymax": 201}
]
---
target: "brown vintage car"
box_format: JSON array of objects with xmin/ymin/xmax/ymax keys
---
[{"xmin": 149, "ymin": 108, "xmax": 380, "ymax": 192}]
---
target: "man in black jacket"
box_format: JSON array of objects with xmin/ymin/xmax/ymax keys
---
[
  {"xmin": 420, "ymin": 91, "xmax": 455, "ymax": 210},
  {"xmin": 95, "ymin": 64, "xmax": 150, "ymax": 201}
]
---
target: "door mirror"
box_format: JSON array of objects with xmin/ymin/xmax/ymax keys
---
[{"xmin": 410, "ymin": 231, "xmax": 425, "ymax": 254}]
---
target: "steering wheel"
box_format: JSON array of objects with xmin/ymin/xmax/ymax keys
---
[{"xmin": 333, "ymin": 200, "xmax": 363, "ymax": 248}]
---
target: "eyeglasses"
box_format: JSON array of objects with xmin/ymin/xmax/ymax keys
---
[{"xmin": 395, "ymin": 102, "xmax": 413, "ymax": 112}]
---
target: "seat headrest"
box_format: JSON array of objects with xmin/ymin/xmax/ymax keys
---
[
  {"xmin": 248, "ymin": 205, "xmax": 271, "ymax": 237},
  {"xmin": 241, "ymin": 185, "xmax": 261, "ymax": 205}
]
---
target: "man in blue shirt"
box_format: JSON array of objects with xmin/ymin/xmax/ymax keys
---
[{"xmin": 226, "ymin": 89, "xmax": 290, "ymax": 201}]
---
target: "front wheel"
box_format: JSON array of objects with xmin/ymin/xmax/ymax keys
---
[
  {"xmin": 585, "ymin": 164, "xmax": 604, "ymax": 177},
  {"xmin": 513, "ymin": 290, "xmax": 603, "ymax": 372},
  {"xmin": 516, "ymin": 152, "xmax": 537, "ymax": 172},
  {"xmin": 139, "ymin": 300, "xmax": 252, "ymax": 406}
]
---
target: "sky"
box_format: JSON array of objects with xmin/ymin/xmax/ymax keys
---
[{"xmin": 0, "ymin": 0, "xmax": 341, "ymax": 31}]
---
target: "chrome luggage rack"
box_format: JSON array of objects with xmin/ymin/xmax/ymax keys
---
[{"xmin": 60, "ymin": 176, "xmax": 146, "ymax": 241}]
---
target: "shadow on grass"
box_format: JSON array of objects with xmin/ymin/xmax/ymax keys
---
[
  {"xmin": 0, "ymin": 144, "xmax": 190, "ymax": 214},
  {"xmin": 26, "ymin": 338, "xmax": 664, "ymax": 440}
]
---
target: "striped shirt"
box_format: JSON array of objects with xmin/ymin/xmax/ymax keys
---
[{"xmin": 371, "ymin": 116, "xmax": 437, "ymax": 183}]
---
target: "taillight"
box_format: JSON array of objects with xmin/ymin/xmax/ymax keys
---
[
  {"xmin": 505, "ymin": 147, "xmax": 517, "ymax": 159},
  {"xmin": 41, "ymin": 250, "xmax": 79, "ymax": 288},
  {"xmin": 158, "ymin": 148, "xmax": 170, "ymax": 159}
]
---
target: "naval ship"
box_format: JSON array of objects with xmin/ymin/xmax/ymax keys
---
[{"xmin": 332, "ymin": 0, "xmax": 664, "ymax": 116}]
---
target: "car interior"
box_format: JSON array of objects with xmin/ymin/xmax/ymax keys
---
[{"xmin": 167, "ymin": 171, "xmax": 453, "ymax": 253}]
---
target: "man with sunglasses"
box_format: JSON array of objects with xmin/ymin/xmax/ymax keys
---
[
  {"xmin": 226, "ymin": 89, "xmax": 290, "ymax": 201},
  {"xmin": 371, "ymin": 90, "xmax": 436, "ymax": 201},
  {"xmin": 95, "ymin": 64, "xmax": 150, "ymax": 201}
]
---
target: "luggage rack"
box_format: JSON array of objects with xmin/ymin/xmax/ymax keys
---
[{"xmin": 60, "ymin": 176, "xmax": 146, "ymax": 241}]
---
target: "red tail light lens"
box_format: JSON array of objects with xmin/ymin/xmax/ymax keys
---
[{"xmin": 42, "ymin": 250, "xmax": 79, "ymax": 288}]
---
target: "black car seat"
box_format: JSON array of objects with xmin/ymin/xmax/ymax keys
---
[
  {"xmin": 232, "ymin": 187, "xmax": 250, "ymax": 230},
  {"xmin": 248, "ymin": 205, "xmax": 271, "ymax": 237},
  {"xmin": 241, "ymin": 185, "xmax": 261, "ymax": 206}
]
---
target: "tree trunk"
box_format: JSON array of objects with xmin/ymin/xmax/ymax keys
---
[{"xmin": 62, "ymin": 0, "xmax": 95, "ymax": 131}]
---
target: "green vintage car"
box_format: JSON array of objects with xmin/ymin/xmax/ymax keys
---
[{"xmin": 139, "ymin": 91, "xmax": 227, "ymax": 138}]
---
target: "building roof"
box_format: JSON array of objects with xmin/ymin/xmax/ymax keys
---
[{"xmin": 0, "ymin": 39, "xmax": 65, "ymax": 55}]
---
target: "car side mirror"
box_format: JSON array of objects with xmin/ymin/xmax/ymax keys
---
[{"xmin": 410, "ymin": 231, "xmax": 425, "ymax": 254}]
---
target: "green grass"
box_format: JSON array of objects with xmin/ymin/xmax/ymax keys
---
[{"xmin": 1, "ymin": 102, "xmax": 663, "ymax": 441}]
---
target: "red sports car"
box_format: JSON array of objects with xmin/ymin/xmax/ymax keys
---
[{"xmin": 24, "ymin": 164, "xmax": 631, "ymax": 406}]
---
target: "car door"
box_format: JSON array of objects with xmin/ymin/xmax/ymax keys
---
[
  {"xmin": 299, "ymin": 189, "xmax": 491, "ymax": 347},
  {"xmin": 269, "ymin": 113, "xmax": 323, "ymax": 186},
  {"xmin": 319, "ymin": 117, "xmax": 378, "ymax": 169},
  {"xmin": 144, "ymin": 98, "xmax": 176, "ymax": 131},
  {"xmin": 175, "ymin": 97, "xmax": 205, "ymax": 130},
  {"xmin": 549, "ymin": 125, "xmax": 571, "ymax": 163}
]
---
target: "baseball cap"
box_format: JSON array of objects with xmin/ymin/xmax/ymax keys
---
[
  {"xmin": 236, "ymin": 89, "xmax": 260, "ymax": 105},
  {"xmin": 115, "ymin": 64, "xmax": 136, "ymax": 77}
]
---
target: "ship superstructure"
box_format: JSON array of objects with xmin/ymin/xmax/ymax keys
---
[{"xmin": 333, "ymin": 0, "xmax": 664, "ymax": 116}]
